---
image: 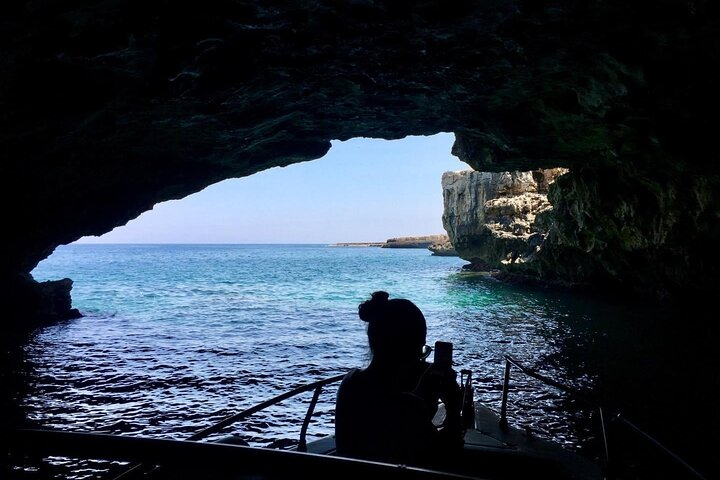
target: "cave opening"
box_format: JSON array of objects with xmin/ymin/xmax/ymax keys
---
[
  {"xmin": 69, "ymin": 133, "xmax": 468, "ymax": 245},
  {"xmin": 19, "ymin": 133, "xmax": 716, "ymax": 480},
  {"xmin": 3, "ymin": 1, "xmax": 718, "ymax": 477}
]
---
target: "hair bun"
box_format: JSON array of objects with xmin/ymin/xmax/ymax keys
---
[
  {"xmin": 358, "ymin": 290, "xmax": 389, "ymax": 322},
  {"xmin": 369, "ymin": 291, "xmax": 389, "ymax": 303}
]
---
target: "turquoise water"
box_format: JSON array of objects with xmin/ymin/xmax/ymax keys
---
[{"xmin": 23, "ymin": 244, "xmax": 717, "ymax": 479}]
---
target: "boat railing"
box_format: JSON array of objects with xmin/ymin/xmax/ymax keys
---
[
  {"xmin": 187, "ymin": 372, "xmax": 346, "ymax": 450},
  {"xmin": 498, "ymin": 354, "xmax": 707, "ymax": 480},
  {"xmin": 110, "ymin": 373, "xmax": 346, "ymax": 479}
]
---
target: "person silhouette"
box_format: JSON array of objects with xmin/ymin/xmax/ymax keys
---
[{"xmin": 334, "ymin": 291, "xmax": 463, "ymax": 466}]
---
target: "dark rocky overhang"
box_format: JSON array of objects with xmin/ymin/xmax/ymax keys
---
[{"xmin": 3, "ymin": 1, "xmax": 718, "ymax": 324}]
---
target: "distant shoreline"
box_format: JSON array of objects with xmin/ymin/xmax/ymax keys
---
[
  {"xmin": 330, "ymin": 234, "xmax": 449, "ymax": 249},
  {"xmin": 329, "ymin": 242, "xmax": 385, "ymax": 247}
]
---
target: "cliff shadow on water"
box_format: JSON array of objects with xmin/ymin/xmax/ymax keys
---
[{"xmin": 442, "ymin": 271, "xmax": 719, "ymax": 480}]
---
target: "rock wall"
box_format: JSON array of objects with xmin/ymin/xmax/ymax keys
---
[
  {"xmin": 541, "ymin": 163, "xmax": 720, "ymax": 296},
  {"xmin": 443, "ymin": 163, "xmax": 720, "ymax": 297}
]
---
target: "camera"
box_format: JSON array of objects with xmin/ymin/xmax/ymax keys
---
[{"xmin": 433, "ymin": 341, "xmax": 453, "ymax": 368}]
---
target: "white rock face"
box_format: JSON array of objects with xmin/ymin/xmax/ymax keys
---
[{"xmin": 441, "ymin": 168, "xmax": 567, "ymax": 267}]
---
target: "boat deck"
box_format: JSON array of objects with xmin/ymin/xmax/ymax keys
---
[
  {"xmin": 304, "ymin": 403, "xmax": 603, "ymax": 480},
  {"xmin": 10, "ymin": 402, "xmax": 603, "ymax": 480}
]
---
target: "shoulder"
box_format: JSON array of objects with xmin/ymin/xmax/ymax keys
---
[
  {"xmin": 338, "ymin": 367, "xmax": 365, "ymax": 392},
  {"xmin": 336, "ymin": 368, "xmax": 368, "ymax": 416},
  {"xmin": 337, "ymin": 367, "xmax": 379, "ymax": 406},
  {"xmin": 342, "ymin": 367, "xmax": 362, "ymax": 381}
]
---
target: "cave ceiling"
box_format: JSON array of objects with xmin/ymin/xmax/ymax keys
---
[{"xmin": 2, "ymin": 1, "xmax": 717, "ymax": 282}]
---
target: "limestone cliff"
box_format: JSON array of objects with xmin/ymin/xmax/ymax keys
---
[
  {"xmin": 442, "ymin": 169, "xmax": 567, "ymax": 274},
  {"xmin": 442, "ymin": 163, "xmax": 720, "ymax": 297}
]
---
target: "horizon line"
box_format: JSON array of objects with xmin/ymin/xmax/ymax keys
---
[
  {"xmin": 72, "ymin": 234, "xmax": 448, "ymax": 246},
  {"xmin": 71, "ymin": 242, "xmax": 363, "ymax": 245},
  {"xmin": 70, "ymin": 241, "xmax": 394, "ymax": 246}
]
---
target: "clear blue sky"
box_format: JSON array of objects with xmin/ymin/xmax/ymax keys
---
[{"xmin": 77, "ymin": 133, "xmax": 469, "ymax": 244}]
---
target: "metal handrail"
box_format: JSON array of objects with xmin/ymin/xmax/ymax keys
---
[
  {"xmin": 188, "ymin": 373, "xmax": 345, "ymax": 441},
  {"xmin": 498, "ymin": 355, "xmax": 707, "ymax": 480},
  {"xmin": 113, "ymin": 373, "xmax": 346, "ymax": 479},
  {"xmin": 298, "ymin": 385, "xmax": 324, "ymax": 452},
  {"xmin": 614, "ymin": 414, "xmax": 708, "ymax": 480}
]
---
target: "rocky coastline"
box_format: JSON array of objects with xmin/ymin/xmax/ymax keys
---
[
  {"xmin": 427, "ymin": 240, "xmax": 457, "ymax": 257},
  {"xmin": 332, "ymin": 235, "xmax": 458, "ymax": 255},
  {"xmin": 382, "ymin": 235, "xmax": 448, "ymax": 249}
]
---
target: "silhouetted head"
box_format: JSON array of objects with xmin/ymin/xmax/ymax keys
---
[{"xmin": 358, "ymin": 291, "xmax": 427, "ymax": 364}]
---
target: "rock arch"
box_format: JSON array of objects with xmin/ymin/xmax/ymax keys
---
[{"xmin": 3, "ymin": 1, "xmax": 718, "ymax": 326}]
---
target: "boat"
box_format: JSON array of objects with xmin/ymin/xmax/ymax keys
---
[{"xmin": 7, "ymin": 356, "xmax": 707, "ymax": 480}]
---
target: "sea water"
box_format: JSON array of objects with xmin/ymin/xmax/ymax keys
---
[{"xmin": 20, "ymin": 244, "xmax": 717, "ymax": 479}]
